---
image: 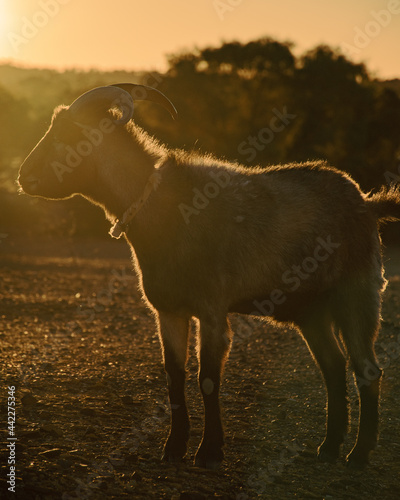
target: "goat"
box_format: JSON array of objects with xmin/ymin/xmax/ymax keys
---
[{"xmin": 18, "ymin": 83, "xmax": 400, "ymax": 470}]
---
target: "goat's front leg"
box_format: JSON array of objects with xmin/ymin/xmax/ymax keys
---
[
  {"xmin": 158, "ymin": 311, "xmax": 190, "ymax": 462},
  {"xmin": 195, "ymin": 315, "xmax": 232, "ymax": 470}
]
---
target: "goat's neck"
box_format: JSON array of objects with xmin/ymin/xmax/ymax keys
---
[{"xmin": 88, "ymin": 140, "xmax": 159, "ymax": 221}]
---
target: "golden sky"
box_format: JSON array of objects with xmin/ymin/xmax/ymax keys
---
[{"xmin": 0, "ymin": 0, "xmax": 399, "ymax": 78}]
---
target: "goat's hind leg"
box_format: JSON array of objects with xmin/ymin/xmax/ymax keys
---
[
  {"xmin": 158, "ymin": 311, "xmax": 191, "ymax": 462},
  {"xmin": 336, "ymin": 290, "xmax": 383, "ymax": 469},
  {"xmin": 299, "ymin": 308, "xmax": 348, "ymax": 463}
]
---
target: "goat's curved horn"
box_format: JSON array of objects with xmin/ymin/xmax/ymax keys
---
[
  {"xmin": 111, "ymin": 83, "xmax": 178, "ymax": 120},
  {"xmin": 68, "ymin": 86, "xmax": 135, "ymax": 124}
]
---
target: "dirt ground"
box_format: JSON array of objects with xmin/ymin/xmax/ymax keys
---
[{"xmin": 1, "ymin": 236, "xmax": 399, "ymax": 500}]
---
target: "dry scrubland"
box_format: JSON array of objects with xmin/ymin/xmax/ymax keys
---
[{"xmin": 1, "ymin": 237, "xmax": 399, "ymax": 499}]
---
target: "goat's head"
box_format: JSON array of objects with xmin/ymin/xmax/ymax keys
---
[{"xmin": 18, "ymin": 84, "xmax": 177, "ymax": 200}]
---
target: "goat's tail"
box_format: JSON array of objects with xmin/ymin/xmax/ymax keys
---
[{"xmin": 366, "ymin": 185, "xmax": 400, "ymax": 222}]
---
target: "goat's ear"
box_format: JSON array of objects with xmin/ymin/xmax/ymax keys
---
[
  {"xmin": 50, "ymin": 106, "xmax": 73, "ymax": 130},
  {"xmin": 51, "ymin": 105, "xmax": 69, "ymax": 122},
  {"xmin": 50, "ymin": 109, "xmax": 86, "ymax": 144}
]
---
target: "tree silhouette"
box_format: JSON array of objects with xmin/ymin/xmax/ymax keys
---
[{"xmin": 1, "ymin": 39, "xmax": 400, "ymax": 238}]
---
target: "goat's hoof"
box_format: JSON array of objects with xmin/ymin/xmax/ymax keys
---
[
  {"xmin": 318, "ymin": 450, "xmax": 337, "ymax": 464},
  {"xmin": 194, "ymin": 455, "xmax": 222, "ymax": 471},
  {"xmin": 194, "ymin": 445, "xmax": 223, "ymax": 470},
  {"xmin": 162, "ymin": 438, "xmax": 187, "ymax": 463},
  {"xmin": 317, "ymin": 444, "xmax": 339, "ymax": 464},
  {"xmin": 162, "ymin": 453, "xmax": 184, "ymax": 463},
  {"xmin": 346, "ymin": 443, "xmax": 372, "ymax": 469},
  {"xmin": 346, "ymin": 452, "xmax": 369, "ymax": 470}
]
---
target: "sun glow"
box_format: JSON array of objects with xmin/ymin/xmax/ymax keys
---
[
  {"xmin": 0, "ymin": 0, "xmax": 398, "ymax": 78},
  {"xmin": 0, "ymin": 1, "xmax": 12, "ymax": 58},
  {"xmin": 0, "ymin": 1, "xmax": 7, "ymax": 32}
]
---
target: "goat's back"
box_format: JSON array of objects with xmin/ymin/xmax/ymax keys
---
[{"xmin": 130, "ymin": 160, "xmax": 384, "ymax": 317}]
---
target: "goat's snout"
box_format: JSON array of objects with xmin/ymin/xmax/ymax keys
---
[
  {"xmin": 18, "ymin": 172, "xmax": 40, "ymax": 194},
  {"xmin": 18, "ymin": 151, "xmax": 43, "ymax": 194}
]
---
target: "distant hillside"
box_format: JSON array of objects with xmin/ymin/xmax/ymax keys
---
[
  {"xmin": 0, "ymin": 64, "xmax": 148, "ymax": 118},
  {"xmin": 379, "ymin": 78, "xmax": 400, "ymax": 97}
]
